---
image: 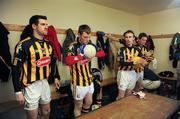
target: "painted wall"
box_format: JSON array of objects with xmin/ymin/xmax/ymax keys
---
[
  {"xmin": 0, "ymin": 0, "xmax": 139, "ymax": 102},
  {"xmin": 139, "ymin": 8, "xmax": 180, "ymax": 74},
  {"xmin": 1, "ymin": 0, "xmax": 179, "ymax": 103}
]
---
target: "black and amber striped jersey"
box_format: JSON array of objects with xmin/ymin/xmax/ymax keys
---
[
  {"xmin": 67, "ymin": 41, "xmax": 96, "ymax": 87},
  {"xmin": 12, "ymin": 36, "xmax": 56, "ymax": 92},
  {"xmin": 135, "ymin": 45, "xmax": 147, "ymax": 57},
  {"xmin": 117, "ymin": 46, "xmax": 142, "ymax": 71}
]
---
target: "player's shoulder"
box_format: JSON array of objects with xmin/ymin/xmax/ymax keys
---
[
  {"xmin": 119, "ymin": 46, "xmax": 126, "ymax": 51},
  {"xmin": 133, "ymin": 45, "xmax": 140, "ymax": 50},
  {"xmin": 16, "ymin": 37, "xmax": 31, "ymax": 48}
]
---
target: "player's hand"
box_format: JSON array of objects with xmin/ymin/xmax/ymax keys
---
[
  {"xmin": 54, "ymin": 78, "xmax": 61, "ymax": 89},
  {"xmin": 139, "ymin": 58, "xmax": 148, "ymax": 66},
  {"xmin": 15, "ymin": 92, "xmax": 25, "ymax": 105}
]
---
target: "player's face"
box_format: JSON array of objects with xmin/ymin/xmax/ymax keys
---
[
  {"xmin": 33, "ymin": 19, "xmax": 48, "ymax": 36},
  {"xmin": 79, "ymin": 32, "xmax": 91, "ymax": 45},
  {"xmin": 124, "ymin": 32, "xmax": 135, "ymax": 47},
  {"xmin": 139, "ymin": 37, "xmax": 147, "ymax": 46}
]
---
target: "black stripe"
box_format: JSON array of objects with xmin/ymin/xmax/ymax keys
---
[
  {"xmin": 125, "ymin": 49, "xmax": 128, "ymax": 61},
  {"xmin": 85, "ymin": 63, "xmax": 90, "ymax": 85},
  {"xmin": 27, "ymin": 58, "xmax": 31, "ymax": 84},
  {"xmin": 89, "ymin": 62, "xmax": 91, "ymax": 84},
  {"xmin": 42, "ymin": 43, "xmax": 46, "ymax": 79},
  {"xmin": 75, "ymin": 63, "xmax": 79, "ymax": 85},
  {"xmin": 80, "ymin": 65, "xmax": 86, "ymax": 86},
  {"xmin": 34, "ymin": 43, "xmax": 40, "ymax": 81},
  {"xmin": 27, "ymin": 44, "xmax": 33, "ymax": 83}
]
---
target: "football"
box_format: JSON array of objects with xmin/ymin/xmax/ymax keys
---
[{"xmin": 83, "ymin": 44, "xmax": 96, "ymax": 58}]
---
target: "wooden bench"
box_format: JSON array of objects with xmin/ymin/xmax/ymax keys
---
[
  {"xmin": 158, "ymin": 75, "xmax": 177, "ymax": 81},
  {"xmin": 78, "ymin": 93, "xmax": 180, "ymax": 119},
  {"xmin": 101, "ymin": 77, "xmax": 117, "ymax": 87},
  {"xmin": 51, "ymin": 77, "xmax": 117, "ymax": 100}
]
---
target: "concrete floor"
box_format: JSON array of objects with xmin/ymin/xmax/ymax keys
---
[
  {"xmin": 0, "ymin": 106, "xmax": 26, "ymax": 119},
  {"xmin": 0, "ymin": 80, "xmax": 26, "ymax": 119},
  {"xmin": 0, "ymin": 79, "xmax": 15, "ymax": 103}
]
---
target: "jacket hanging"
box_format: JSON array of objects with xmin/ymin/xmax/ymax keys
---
[
  {"xmin": 62, "ymin": 28, "xmax": 76, "ymax": 64},
  {"xmin": 96, "ymin": 31, "xmax": 114, "ymax": 70},
  {"xmin": 45, "ymin": 25, "xmax": 62, "ymax": 61},
  {"xmin": 0, "ymin": 22, "xmax": 12, "ymax": 67},
  {"xmin": 169, "ymin": 33, "xmax": 180, "ymax": 68}
]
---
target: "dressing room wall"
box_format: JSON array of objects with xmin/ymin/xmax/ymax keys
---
[
  {"xmin": 0, "ymin": 0, "xmax": 139, "ymax": 102},
  {"xmin": 140, "ymin": 7, "xmax": 180, "ymax": 74}
]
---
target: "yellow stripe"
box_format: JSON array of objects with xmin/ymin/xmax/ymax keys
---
[
  {"xmin": 20, "ymin": 37, "xmax": 31, "ymax": 44},
  {"xmin": 29, "ymin": 46, "xmax": 36, "ymax": 81},
  {"xmin": 82, "ymin": 64, "xmax": 88, "ymax": 86},
  {"xmin": 77, "ymin": 63, "xmax": 83, "ymax": 86},
  {"xmin": 127, "ymin": 48, "xmax": 130, "ymax": 60},
  {"xmin": 86, "ymin": 63, "xmax": 91, "ymax": 84},
  {"xmin": 22, "ymin": 61, "xmax": 28, "ymax": 85},
  {"xmin": 15, "ymin": 37, "xmax": 31, "ymax": 54},
  {"xmin": 132, "ymin": 48, "xmax": 134, "ymax": 59},
  {"xmin": 71, "ymin": 66, "xmax": 77, "ymax": 97},
  {"xmin": 123, "ymin": 50, "xmax": 126, "ymax": 61},
  {"xmin": 143, "ymin": 47, "xmax": 147, "ymax": 56},
  {"xmin": 44, "ymin": 42, "xmax": 50, "ymax": 77},
  {"xmin": 71, "ymin": 68, "xmax": 77, "ymax": 96},
  {"xmin": 49, "ymin": 44, "xmax": 52, "ymax": 54},
  {"xmin": 142, "ymin": 47, "xmax": 145, "ymax": 55},
  {"xmin": 134, "ymin": 50, "xmax": 138, "ymax": 57},
  {"xmin": 35, "ymin": 42, "xmax": 44, "ymax": 80}
]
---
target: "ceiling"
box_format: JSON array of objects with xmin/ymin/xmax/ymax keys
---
[{"xmin": 86, "ymin": 0, "xmax": 180, "ymax": 15}]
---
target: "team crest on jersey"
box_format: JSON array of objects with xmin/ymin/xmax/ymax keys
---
[{"xmin": 36, "ymin": 56, "xmax": 51, "ymax": 67}]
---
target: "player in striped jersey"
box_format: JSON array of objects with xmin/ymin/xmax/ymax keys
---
[
  {"xmin": 12, "ymin": 15, "xmax": 60, "ymax": 119},
  {"xmin": 134, "ymin": 33, "xmax": 149, "ymax": 91},
  {"xmin": 116, "ymin": 30, "xmax": 147, "ymax": 100},
  {"xmin": 135, "ymin": 33, "xmax": 160, "ymax": 91},
  {"xmin": 65, "ymin": 24, "xmax": 105, "ymax": 117}
]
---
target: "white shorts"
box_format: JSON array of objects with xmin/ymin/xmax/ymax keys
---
[
  {"xmin": 71, "ymin": 83, "xmax": 94, "ymax": 100},
  {"xmin": 117, "ymin": 70, "xmax": 137, "ymax": 91},
  {"xmin": 23, "ymin": 79, "xmax": 51, "ymax": 110},
  {"xmin": 136, "ymin": 71, "xmax": 144, "ymax": 81}
]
